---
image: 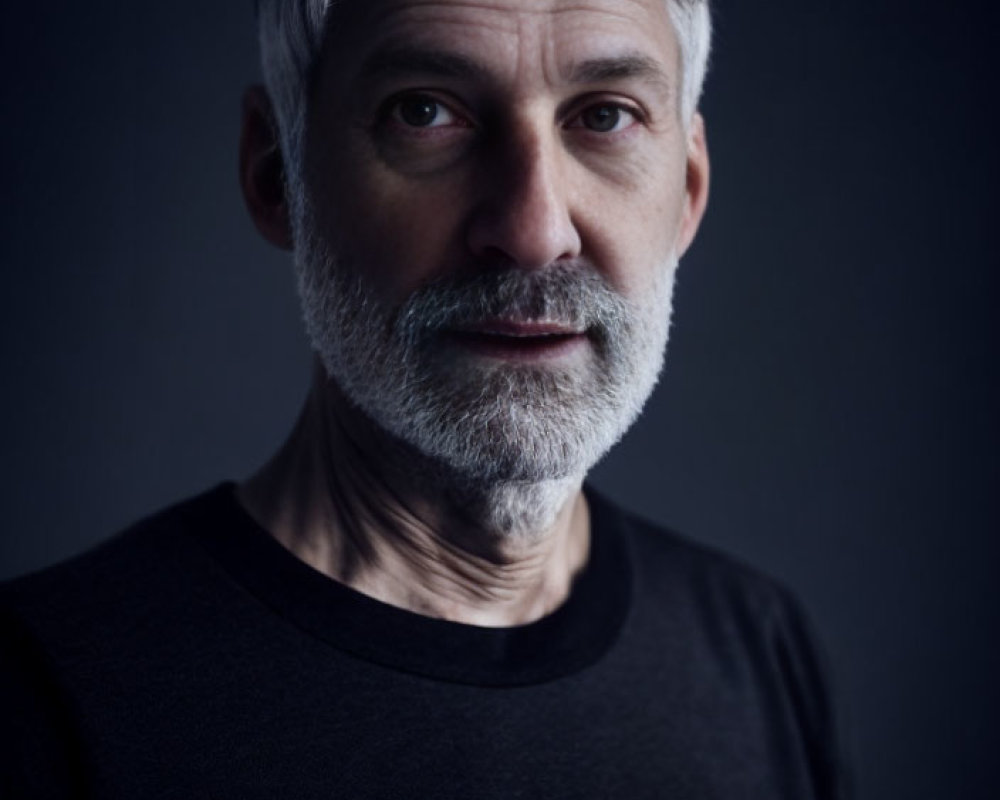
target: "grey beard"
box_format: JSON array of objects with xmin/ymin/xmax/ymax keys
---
[{"xmin": 291, "ymin": 194, "xmax": 676, "ymax": 537}]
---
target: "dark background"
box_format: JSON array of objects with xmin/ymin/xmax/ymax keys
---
[{"xmin": 1, "ymin": 1, "xmax": 997, "ymax": 797}]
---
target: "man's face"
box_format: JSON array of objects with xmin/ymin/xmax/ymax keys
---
[{"xmin": 290, "ymin": 0, "xmax": 707, "ymax": 491}]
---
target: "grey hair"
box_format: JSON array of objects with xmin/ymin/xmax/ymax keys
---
[
  {"xmin": 667, "ymin": 1, "xmax": 713, "ymax": 124},
  {"xmin": 256, "ymin": 0, "xmax": 711, "ymax": 178}
]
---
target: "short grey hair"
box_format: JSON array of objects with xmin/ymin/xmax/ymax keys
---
[{"xmin": 256, "ymin": 0, "xmax": 711, "ymax": 178}]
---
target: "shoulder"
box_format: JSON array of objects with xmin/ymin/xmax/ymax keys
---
[
  {"xmin": 587, "ymin": 486, "xmax": 834, "ymax": 730},
  {"xmin": 0, "ymin": 485, "xmax": 236, "ymax": 653},
  {"xmin": 588, "ymin": 488, "xmax": 849, "ymax": 796},
  {"xmin": 588, "ymin": 486, "xmax": 800, "ymax": 623},
  {"xmin": 0, "ymin": 486, "xmax": 240, "ymax": 796}
]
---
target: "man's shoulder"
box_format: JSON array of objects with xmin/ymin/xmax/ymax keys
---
[
  {"xmin": 589, "ymin": 490, "xmax": 847, "ymax": 797},
  {"xmin": 0, "ymin": 485, "xmax": 234, "ymax": 642},
  {"xmin": 589, "ymin": 487, "xmax": 832, "ymax": 721},
  {"xmin": 588, "ymin": 487, "xmax": 801, "ymax": 624},
  {"xmin": 0, "ymin": 485, "xmax": 254, "ymax": 796}
]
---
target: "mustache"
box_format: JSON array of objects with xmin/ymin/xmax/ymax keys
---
[{"xmin": 393, "ymin": 264, "xmax": 631, "ymax": 338}]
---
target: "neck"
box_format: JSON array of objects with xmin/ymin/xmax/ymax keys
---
[{"xmin": 238, "ymin": 368, "xmax": 591, "ymax": 627}]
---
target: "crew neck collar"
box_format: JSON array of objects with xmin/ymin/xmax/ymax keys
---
[{"xmin": 186, "ymin": 483, "xmax": 632, "ymax": 687}]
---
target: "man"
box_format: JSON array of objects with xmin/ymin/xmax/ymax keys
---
[{"xmin": 1, "ymin": 0, "xmax": 848, "ymax": 797}]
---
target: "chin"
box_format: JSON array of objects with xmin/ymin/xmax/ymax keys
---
[{"xmin": 450, "ymin": 475, "xmax": 584, "ymax": 540}]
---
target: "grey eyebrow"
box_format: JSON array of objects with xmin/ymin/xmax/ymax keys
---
[
  {"xmin": 359, "ymin": 47, "xmax": 492, "ymax": 83},
  {"xmin": 568, "ymin": 54, "xmax": 673, "ymax": 94}
]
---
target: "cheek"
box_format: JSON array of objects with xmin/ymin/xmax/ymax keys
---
[
  {"xmin": 311, "ymin": 145, "xmax": 468, "ymax": 303},
  {"xmin": 575, "ymin": 152, "xmax": 687, "ymax": 297}
]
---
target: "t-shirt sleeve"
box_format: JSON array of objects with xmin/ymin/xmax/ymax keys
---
[{"xmin": 770, "ymin": 587, "xmax": 854, "ymax": 800}]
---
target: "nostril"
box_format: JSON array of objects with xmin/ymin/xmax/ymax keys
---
[
  {"xmin": 465, "ymin": 182, "xmax": 581, "ymax": 269},
  {"xmin": 465, "ymin": 208, "xmax": 581, "ymax": 269}
]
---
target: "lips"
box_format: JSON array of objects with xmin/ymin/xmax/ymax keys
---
[
  {"xmin": 442, "ymin": 319, "xmax": 587, "ymax": 360},
  {"xmin": 456, "ymin": 319, "xmax": 583, "ymax": 336}
]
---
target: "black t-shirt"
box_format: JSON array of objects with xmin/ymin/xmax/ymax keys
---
[{"xmin": 0, "ymin": 484, "xmax": 849, "ymax": 798}]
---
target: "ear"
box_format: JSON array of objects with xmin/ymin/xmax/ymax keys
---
[
  {"xmin": 675, "ymin": 112, "xmax": 710, "ymax": 258},
  {"xmin": 239, "ymin": 85, "xmax": 294, "ymax": 250}
]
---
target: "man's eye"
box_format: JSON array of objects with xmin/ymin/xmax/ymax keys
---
[
  {"xmin": 390, "ymin": 95, "xmax": 461, "ymax": 128},
  {"xmin": 573, "ymin": 104, "xmax": 639, "ymax": 134}
]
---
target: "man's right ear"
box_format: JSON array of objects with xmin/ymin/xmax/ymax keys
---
[{"xmin": 239, "ymin": 86, "xmax": 294, "ymax": 250}]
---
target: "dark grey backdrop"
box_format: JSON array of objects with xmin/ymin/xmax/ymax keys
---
[{"xmin": 2, "ymin": 2, "xmax": 997, "ymax": 798}]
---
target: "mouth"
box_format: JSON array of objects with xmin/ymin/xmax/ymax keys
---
[{"xmin": 441, "ymin": 320, "xmax": 588, "ymax": 361}]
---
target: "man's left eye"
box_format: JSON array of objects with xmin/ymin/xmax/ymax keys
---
[{"xmin": 571, "ymin": 104, "xmax": 639, "ymax": 134}]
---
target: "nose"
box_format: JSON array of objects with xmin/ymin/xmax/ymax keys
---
[{"xmin": 465, "ymin": 125, "xmax": 582, "ymax": 268}]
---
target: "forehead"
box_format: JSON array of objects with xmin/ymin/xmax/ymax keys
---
[{"xmin": 321, "ymin": 0, "xmax": 679, "ymax": 90}]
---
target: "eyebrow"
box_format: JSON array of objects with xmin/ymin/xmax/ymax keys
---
[
  {"xmin": 359, "ymin": 47, "xmax": 492, "ymax": 83},
  {"xmin": 358, "ymin": 47, "xmax": 671, "ymax": 95},
  {"xmin": 568, "ymin": 54, "xmax": 670, "ymax": 88}
]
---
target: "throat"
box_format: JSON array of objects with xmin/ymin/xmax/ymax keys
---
[{"xmin": 237, "ymin": 369, "xmax": 592, "ymax": 627}]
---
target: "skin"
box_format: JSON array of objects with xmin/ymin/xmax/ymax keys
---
[{"xmin": 237, "ymin": 0, "xmax": 709, "ymax": 627}]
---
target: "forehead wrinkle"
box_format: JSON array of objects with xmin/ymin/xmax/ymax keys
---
[
  {"xmin": 327, "ymin": 0, "xmax": 675, "ymax": 40},
  {"xmin": 354, "ymin": 0, "xmax": 667, "ymax": 18},
  {"xmin": 324, "ymin": 0, "xmax": 679, "ymax": 103}
]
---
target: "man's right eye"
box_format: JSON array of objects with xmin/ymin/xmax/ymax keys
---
[{"xmin": 389, "ymin": 94, "xmax": 464, "ymax": 129}]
